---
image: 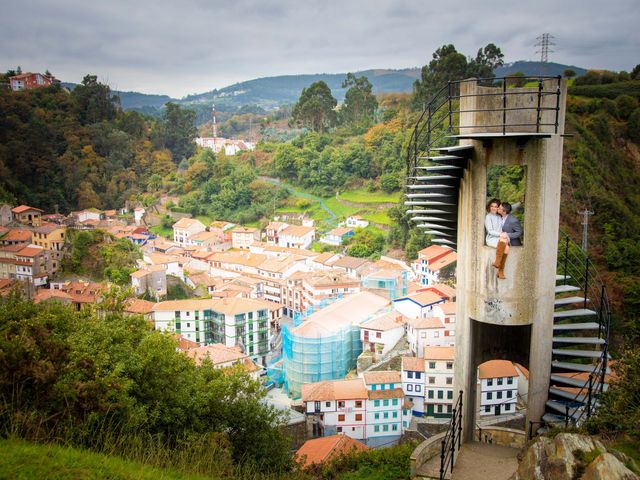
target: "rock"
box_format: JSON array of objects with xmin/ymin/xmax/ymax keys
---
[
  {"xmin": 515, "ymin": 433, "xmax": 633, "ymax": 480},
  {"xmin": 582, "ymin": 452, "xmax": 639, "ymax": 480}
]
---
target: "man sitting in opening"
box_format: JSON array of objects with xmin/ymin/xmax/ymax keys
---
[{"xmin": 492, "ymin": 202, "xmax": 523, "ymax": 279}]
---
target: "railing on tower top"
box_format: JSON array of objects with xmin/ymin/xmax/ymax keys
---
[
  {"xmin": 406, "ymin": 75, "xmax": 563, "ymax": 178},
  {"xmin": 439, "ymin": 390, "xmax": 463, "ymax": 480},
  {"xmin": 556, "ymin": 232, "xmax": 611, "ymax": 427}
]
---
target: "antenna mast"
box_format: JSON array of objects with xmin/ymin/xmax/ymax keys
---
[{"xmin": 212, "ymin": 103, "xmax": 217, "ymax": 152}]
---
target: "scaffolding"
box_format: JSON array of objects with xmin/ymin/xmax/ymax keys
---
[{"xmin": 362, "ymin": 270, "xmax": 408, "ymax": 300}]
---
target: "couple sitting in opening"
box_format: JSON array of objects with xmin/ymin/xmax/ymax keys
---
[{"xmin": 485, "ymin": 198, "xmax": 523, "ymax": 279}]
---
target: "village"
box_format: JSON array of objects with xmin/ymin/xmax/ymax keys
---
[{"xmin": 0, "ymin": 200, "xmax": 530, "ymax": 459}]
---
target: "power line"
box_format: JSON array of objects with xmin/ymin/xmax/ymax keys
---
[{"xmin": 534, "ymin": 33, "xmax": 555, "ymax": 75}]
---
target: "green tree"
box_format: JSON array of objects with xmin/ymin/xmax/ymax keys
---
[
  {"xmin": 71, "ymin": 74, "xmax": 118, "ymax": 125},
  {"xmin": 348, "ymin": 229, "xmax": 385, "ymax": 258},
  {"xmin": 290, "ymin": 81, "xmax": 337, "ymax": 133},
  {"xmin": 467, "ymin": 43, "xmax": 504, "ymax": 79},
  {"xmin": 563, "ymin": 68, "xmax": 577, "ymax": 79},
  {"xmin": 413, "ymin": 44, "xmax": 468, "ymax": 108},
  {"xmin": 340, "ymin": 73, "xmax": 378, "ymax": 125},
  {"xmin": 153, "ymin": 102, "xmax": 197, "ymax": 163}
]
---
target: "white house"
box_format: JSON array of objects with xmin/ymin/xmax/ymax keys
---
[
  {"xmin": 320, "ymin": 227, "xmax": 355, "ymax": 246},
  {"xmin": 401, "ymin": 356, "xmax": 426, "ymax": 416},
  {"xmin": 172, "ymin": 218, "xmax": 206, "ymax": 247},
  {"xmin": 231, "ymin": 227, "xmax": 260, "ymax": 250},
  {"xmin": 432, "ymin": 301, "xmax": 457, "ymax": 339},
  {"xmin": 130, "ymin": 264, "xmax": 167, "ymax": 299},
  {"xmin": 73, "ymin": 209, "xmax": 102, "ymax": 223},
  {"xmin": 133, "ymin": 207, "xmax": 145, "ymax": 226},
  {"xmin": 406, "ymin": 316, "xmax": 448, "ymax": 355},
  {"xmin": 393, "ymin": 290, "xmax": 445, "ymax": 319},
  {"xmin": 278, "ymin": 225, "xmax": 315, "ymax": 249},
  {"xmin": 302, "ymin": 375, "xmax": 410, "ymax": 446},
  {"xmin": 412, "ymin": 245, "xmax": 457, "ymax": 286},
  {"xmin": 359, "ymin": 312, "xmax": 406, "ymax": 357},
  {"xmin": 477, "ymin": 360, "xmax": 519, "ymax": 417},
  {"xmin": 346, "ymin": 216, "xmax": 369, "ymax": 228},
  {"xmin": 424, "ymin": 346, "xmax": 455, "ymax": 419},
  {"xmin": 152, "ymin": 297, "xmax": 278, "ymax": 365}
]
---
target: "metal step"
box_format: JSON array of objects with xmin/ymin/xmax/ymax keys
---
[
  {"xmin": 417, "ymin": 155, "xmax": 469, "ymax": 168},
  {"xmin": 409, "ymin": 216, "xmax": 457, "ymax": 223},
  {"xmin": 406, "ymin": 184, "xmax": 456, "ymax": 192},
  {"xmin": 404, "ymin": 201, "xmax": 457, "ymax": 207},
  {"xmin": 550, "ymin": 374, "xmax": 609, "ymax": 390},
  {"xmin": 433, "ymin": 238, "xmax": 456, "ymax": 246},
  {"xmin": 554, "ymin": 296, "xmax": 588, "ymax": 307},
  {"xmin": 415, "ymin": 223, "xmax": 456, "ymax": 230},
  {"xmin": 418, "ymin": 229, "xmax": 455, "ymax": 237},
  {"xmin": 553, "ymin": 322, "xmax": 600, "ymax": 331},
  {"xmin": 542, "ymin": 413, "xmax": 568, "ymax": 425},
  {"xmin": 406, "ymin": 209, "xmax": 456, "ymax": 215},
  {"xmin": 552, "ymin": 348, "xmax": 609, "ymax": 359},
  {"xmin": 555, "ymin": 285, "xmax": 581, "ymax": 294},
  {"xmin": 408, "ymin": 174, "xmax": 460, "ymax": 184},
  {"xmin": 549, "ymin": 386, "xmax": 589, "ymax": 403},
  {"xmin": 551, "ymin": 361, "xmax": 611, "ymax": 375},
  {"xmin": 552, "ymin": 336, "xmax": 606, "ymax": 345},
  {"xmin": 421, "ymin": 166, "xmax": 464, "ymax": 177},
  {"xmin": 546, "ymin": 399, "xmax": 581, "ymax": 418},
  {"xmin": 405, "ymin": 193, "xmax": 455, "ymax": 199},
  {"xmin": 553, "ymin": 309, "xmax": 597, "ymax": 319},
  {"xmin": 556, "ymin": 274, "xmax": 572, "ymax": 281},
  {"xmin": 434, "ymin": 145, "xmax": 474, "ymax": 154}
]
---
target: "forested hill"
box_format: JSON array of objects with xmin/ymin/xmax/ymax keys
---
[{"xmin": 560, "ymin": 72, "xmax": 640, "ymax": 327}]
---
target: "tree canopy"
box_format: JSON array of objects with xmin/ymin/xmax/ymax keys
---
[
  {"xmin": 152, "ymin": 102, "xmax": 197, "ymax": 162},
  {"xmin": 340, "ymin": 73, "xmax": 378, "ymax": 126},
  {"xmin": 290, "ymin": 81, "xmax": 337, "ymax": 133}
]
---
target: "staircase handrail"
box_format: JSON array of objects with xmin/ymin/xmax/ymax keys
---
[
  {"xmin": 555, "ymin": 232, "xmax": 611, "ymax": 427},
  {"xmin": 406, "ymin": 75, "xmax": 563, "ymax": 179},
  {"xmin": 439, "ymin": 390, "xmax": 463, "ymax": 480}
]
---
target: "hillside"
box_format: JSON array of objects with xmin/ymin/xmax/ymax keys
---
[{"xmin": 495, "ymin": 60, "xmax": 587, "ymax": 77}]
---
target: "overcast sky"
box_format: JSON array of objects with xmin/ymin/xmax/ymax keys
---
[{"xmin": 2, "ymin": 0, "xmax": 638, "ymax": 98}]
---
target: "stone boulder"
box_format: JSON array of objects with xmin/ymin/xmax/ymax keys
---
[{"xmin": 515, "ymin": 433, "xmax": 638, "ymax": 480}]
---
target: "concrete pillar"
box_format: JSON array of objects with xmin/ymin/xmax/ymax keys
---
[{"xmin": 454, "ymin": 79, "xmax": 567, "ymax": 441}]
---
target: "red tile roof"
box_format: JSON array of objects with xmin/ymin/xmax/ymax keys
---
[
  {"xmin": 12, "ymin": 205, "xmax": 44, "ymax": 214},
  {"xmin": 295, "ymin": 434, "xmax": 369, "ymax": 468},
  {"xmin": 478, "ymin": 360, "xmax": 518, "ymax": 379}
]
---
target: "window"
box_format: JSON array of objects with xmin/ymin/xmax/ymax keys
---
[
  {"xmin": 337, "ymin": 427, "xmax": 342, "ymax": 432},
  {"xmin": 355, "ymin": 400, "xmax": 362, "ymax": 408},
  {"xmin": 374, "ymin": 413, "xmax": 380, "ymax": 420},
  {"xmin": 437, "ymin": 405, "xmax": 443, "ymax": 413},
  {"xmin": 487, "ymin": 392, "xmax": 493, "ymax": 400},
  {"xmin": 338, "ymin": 414, "xmax": 345, "ymax": 421},
  {"xmin": 383, "ymin": 412, "xmax": 389, "ymax": 419},
  {"xmin": 376, "ymin": 331, "xmax": 381, "ymax": 338},
  {"xmin": 447, "ymin": 390, "xmax": 453, "ymax": 399},
  {"xmin": 437, "ymin": 391, "xmax": 443, "ymax": 399},
  {"xmin": 355, "ymin": 414, "xmax": 362, "ymax": 421},
  {"xmin": 325, "ymin": 401, "xmax": 331, "ymax": 407},
  {"xmin": 415, "ymin": 385, "xmax": 421, "ymax": 393},
  {"xmin": 390, "ymin": 384, "xmax": 395, "ymax": 389},
  {"xmin": 429, "ymin": 377, "xmax": 435, "ymax": 384},
  {"xmin": 446, "ymin": 362, "xmax": 453, "ymax": 370},
  {"xmin": 429, "ymin": 362, "xmax": 436, "ymax": 369},
  {"xmin": 372, "ymin": 384, "xmax": 377, "ymax": 391},
  {"xmin": 392, "ymin": 424, "xmax": 398, "ymax": 431},
  {"xmin": 434, "ymin": 331, "xmax": 439, "ymax": 338},
  {"xmin": 374, "ymin": 425, "xmax": 380, "ymax": 432},
  {"xmin": 392, "ymin": 399, "xmax": 398, "ymax": 406},
  {"xmin": 374, "ymin": 400, "xmax": 380, "ymax": 407},
  {"xmin": 338, "ymin": 401, "xmax": 345, "ymax": 408},
  {"xmin": 507, "ymin": 377, "xmax": 513, "ymax": 385},
  {"xmin": 497, "ymin": 391, "xmax": 503, "ymax": 399},
  {"xmin": 505, "ymin": 404, "xmax": 511, "ymax": 411},
  {"xmin": 421, "ymin": 332, "xmax": 427, "ymax": 338},
  {"xmin": 186, "ymin": 323, "xmax": 190, "ymax": 328},
  {"xmin": 497, "ymin": 378, "xmax": 503, "ymax": 386},
  {"xmin": 447, "ymin": 405, "xmax": 452, "ymax": 413},
  {"xmin": 428, "ymin": 390, "xmax": 434, "ymax": 399},
  {"xmin": 381, "ymin": 384, "xmax": 386, "ymax": 390},
  {"xmin": 407, "ymin": 384, "xmax": 413, "ymax": 392},
  {"xmin": 446, "ymin": 377, "xmax": 453, "ymax": 385},
  {"xmin": 407, "ymin": 371, "xmax": 413, "ymax": 379},
  {"xmin": 507, "ymin": 390, "xmax": 512, "ymax": 398},
  {"xmin": 487, "ymin": 379, "xmax": 493, "ymax": 386},
  {"xmin": 485, "ymin": 405, "xmax": 491, "ymax": 413},
  {"xmin": 393, "ymin": 411, "xmax": 398, "ymax": 418},
  {"xmin": 415, "ymin": 372, "xmax": 422, "ymax": 379},
  {"xmin": 383, "ymin": 424, "xmax": 389, "ymax": 432},
  {"xmin": 383, "ymin": 399, "xmax": 389, "ymax": 406}
]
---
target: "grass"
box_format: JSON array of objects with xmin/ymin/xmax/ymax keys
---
[
  {"xmin": 338, "ymin": 188, "xmax": 401, "ymax": 204},
  {"xmin": 0, "ymin": 439, "xmax": 211, "ymax": 480},
  {"xmin": 322, "ymin": 197, "xmax": 360, "ymax": 219},
  {"xmin": 149, "ymin": 225, "xmax": 173, "ymax": 239},
  {"xmin": 362, "ymin": 211, "xmax": 392, "ymax": 226}
]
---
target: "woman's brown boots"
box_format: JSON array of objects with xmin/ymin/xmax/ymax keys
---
[{"xmin": 493, "ymin": 241, "xmax": 508, "ymax": 279}]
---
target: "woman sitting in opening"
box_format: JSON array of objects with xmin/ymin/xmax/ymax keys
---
[{"xmin": 485, "ymin": 198, "xmax": 502, "ymax": 248}]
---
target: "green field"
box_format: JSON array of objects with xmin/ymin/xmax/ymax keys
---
[
  {"xmin": 338, "ymin": 188, "xmax": 401, "ymax": 204},
  {"xmin": 0, "ymin": 439, "xmax": 210, "ymax": 480},
  {"xmin": 149, "ymin": 224, "xmax": 173, "ymax": 239},
  {"xmin": 362, "ymin": 211, "xmax": 392, "ymax": 226}
]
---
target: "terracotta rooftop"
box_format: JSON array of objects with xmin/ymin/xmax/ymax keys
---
[
  {"xmin": 437, "ymin": 301, "xmax": 457, "ymax": 315},
  {"xmin": 331, "ymin": 255, "xmax": 370, "ymax": 270},
  {"xmin": 124, "ymin": 299, "xmax": 156, "ymax": 314},
  {"xmin": 428, "ymin": 253, "xmax": 457, "ymax": 272},
  {"xmin": 402, "ymin": 356, "xmax": 426, "ymax": 372},
  {"xmin": 427, "ymin": 284, "xmax": 456, "ymax": 300},
  {"xmin": 327, "ymin": 227, "xmax": 354, "ymax": 236},
  {"xmin": 152, "ymin": 297, "xmax": 276, "ymax": 315},
  {"xmin": 424, "ymin": 346, "xmax": 455, "ymax": 361},
  {"xmin": 12, "ymin": 205, "xmax": 44, "ymax": 214},
  {"xmin": 360, "ymin": 311, "xmax": 406, "ymax": 331},
  {"xmin": 367, "ymin": 388, "xmax": 405, "ymax": 400},
  {"xmin": 33, "ymin": 223, "xmax": 64, "ymax": 234},
  {"xmin": 1, "ymin": 229, "xmax": 32, "ymax": 242},
  {"xmin": 185, "ymin": 343, "xmax": 247, "ymax": 366},
  {"xmin": 312, "ymin": 252, "xmax": 339, "ymax": 265},
  {"xmin": 173, "ymin": 217, "xmax": 205, "ymax": 230},
  {"xmin": 231, "ymin": 226, "xmax": 259, "ymax": 234},
  {"xmin": 406, "ymin": 316, "xmax": 444, "ymax": 330},
  {"xmin": 301, "ymin": 378, "xmax": 368, "ymax": 402},
  {"xmin": 295, "ymin": 434, "xmax": 369, "ymax": 468},
  {"xmin": 418, "ymin": 245, "xmax": 454, "ymax": 261},
  {"xmin": 281, "ymin": 225, "xmax": 315, "ymax": 237},
  {"xmin": 363, "ymin": 371, "xmax": 401, "ymax": 385},
  {"xmin": 478, "ymin": 360, "xmax": 518, "ymax": 379},
  {"xmin": 16, "ymin": 246, "xmax": 43, "ymax": 257},
  {"xmin": 397, "ymin": 290, "xmax": 444, "ymax": 307}
]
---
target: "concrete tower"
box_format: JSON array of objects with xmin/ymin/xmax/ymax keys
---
[{"xmin": 453, "ymin": 79, "xmax": 568, "ymax": 440}]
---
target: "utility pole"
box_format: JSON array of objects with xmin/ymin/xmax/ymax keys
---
[
  {"xmin": 580, "ymin": 209, "xmax": 594, "ymax": 251},
  {"xmin": 534, "ymin": 33, "xmax": 555, "ymax": 75}
]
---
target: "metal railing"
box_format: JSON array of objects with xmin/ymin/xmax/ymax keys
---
[
  {"xmin": 439, "ymin": 390, "xmax": 463, "ymax": 480},
  {"xmin": 406, "ymin": 75, "xmax": 563, "ymax": 179},
  {"xmin": 554, "ymin": 232, "xmax": 611, "ymax": 427}
]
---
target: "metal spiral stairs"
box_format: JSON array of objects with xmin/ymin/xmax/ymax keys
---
[{"xmin": 405, "ymin": 76, "xmax": 611, "ymax": 434}]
